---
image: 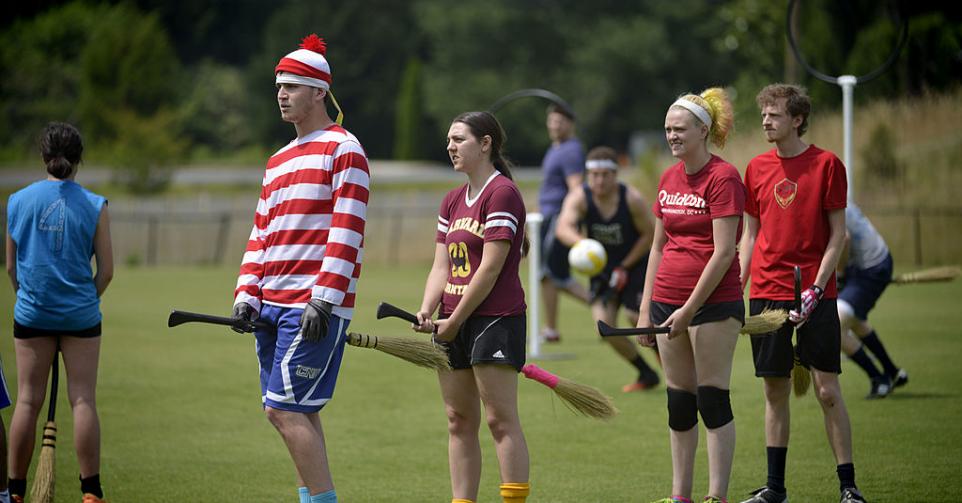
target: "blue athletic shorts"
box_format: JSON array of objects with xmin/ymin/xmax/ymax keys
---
[
  {"xmin": 0, "ymin": 357, "xmax": 10, "ymax": 409},
  {"xmin": 254, "ymin": 304, "xmax": 347, "ymax": 413},
  {"xmin": 838, "ymin": 253, "xmax": 893, "ymax": 321}
]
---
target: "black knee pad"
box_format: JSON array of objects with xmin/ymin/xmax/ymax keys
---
[
  {"xmin": 697, "ymin": 386, "xmax": 733, "ymax": 429},
  {"xmin": 666, "ymin": 387, "xmax": 698, "ymax": 431}
]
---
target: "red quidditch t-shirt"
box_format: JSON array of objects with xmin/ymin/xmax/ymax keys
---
[
  {"xmin": 652, "ymin": 155, "xmax": 746, "ymax": 305},
  {"xmin": 435, "ymin": 173, "xmax": 527, "ymax": 317},
  {"xmin": 744, "ymin": 145, "xmax": 847, "ymax": 300}
]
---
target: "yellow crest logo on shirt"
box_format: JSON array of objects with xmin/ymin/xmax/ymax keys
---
[{"xmin": 774, "ymin": 178, "xmax": 798, "ymax": 209}]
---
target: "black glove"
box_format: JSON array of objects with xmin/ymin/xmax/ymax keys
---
[
  {"xmin": 300, "ymin": 299, "xmax": 333, "ymax": 342},
  {"xmin": 231, "ymin": 303, "xmax": 256, "ymax": 333}
]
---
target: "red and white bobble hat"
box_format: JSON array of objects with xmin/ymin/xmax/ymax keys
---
[{"xmin": 275, "ymin": 34, "xmax": 331, "ymax": 90}]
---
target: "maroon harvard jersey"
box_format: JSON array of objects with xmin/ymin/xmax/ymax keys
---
[{"xmin": 435, "ymin": 173, "xmax": 527, "ymax": 317}]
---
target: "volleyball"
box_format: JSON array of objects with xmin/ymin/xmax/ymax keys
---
[{"xmin": 568, "ymin": 239, "xmax": 607, "ymax": 276}]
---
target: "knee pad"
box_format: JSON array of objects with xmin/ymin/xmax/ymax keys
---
[
  {"xmin": 666, "ymin": 387, "xmax": 698, "ymax": 431},
  {"xmin": 697, "ymin": 386, "xmax": 733, "ymax": 429}
]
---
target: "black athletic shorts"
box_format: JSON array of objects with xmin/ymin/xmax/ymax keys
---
[
  {"xmin": 590, "ymin": 253, "xmax": 649, "ymax": 312},
  {"xmin": 749, "ymin": 298, "xmax": 841, "ymax": 377},
  {"xmin": 650, "ymin": 300, "xmax": 745, "ymax": 327},
  {"xmin": 14, "ymin": 321, "xmax": 102, "ymax": 339},
  {"xmin": 539, "ymin": 213, "xmax": 573, "ymax": 284},
  {"xmin": 436, "ymin": 315, "xmax": 527, "ymax": 372}
]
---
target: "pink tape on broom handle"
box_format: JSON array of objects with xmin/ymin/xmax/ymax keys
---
[{"xmin": 521, "ymin": 364, "xmax": 559, "ymax": 389}]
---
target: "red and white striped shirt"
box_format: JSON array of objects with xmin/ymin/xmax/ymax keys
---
[{"xmin": 234, "ymin": 125, "xmax": 369, "ymax": 320}]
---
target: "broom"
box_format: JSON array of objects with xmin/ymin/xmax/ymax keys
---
[
  {"xmin": 167, "ymin": 310, "xmax": 448, "ymax": 371},
  {"xmin": 891, "ymin": 266, "xmax": 960, "ymax": 285},
  {"xmin": 596, "ymin": 309, "xmax": 788, "ymax": 338},
  {"xmin": 376, "ymin": 303, "xmax": 618, "ymax": 419},
  {"xmin": 31, "ymin": 351, "xmax": 59, "ymax": 503},
  {"xmin": 521, "ymin": 364, "xmax": 618, "ymax": 420},
  {"xmin": 792, "ymin": 265, "xmax": 811, "ymax": 397},
  {"xmin": 346, "ymin": 332, "xmax": 450, "ymax": 371}
]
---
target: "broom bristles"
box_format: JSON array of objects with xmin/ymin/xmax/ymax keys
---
[
  {"xmin": 892, "ymin": 266, "xmax": 961, "ymax": 284},
  {"xmin": 31, "ymin": 420, "xmax": 57, "ymax": 503},
  {"xmin": 792, "ymin": 361, "xmax": 811, "ymax": 398},
  {"xmin": 347, "ymin": 332, "xmax": 451, "ymax": 371},
  {"xmin": 742, "ymin": 309, "xmax": 788, "ymax": 335},
  {"xmin": 553, "ymin": 377, "xmax": 619, "ymax": 420}
]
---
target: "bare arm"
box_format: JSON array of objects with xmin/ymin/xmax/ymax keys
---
[
  {"xmin": 555, "ymin": 187, "xmax": 586, "ymax": 247},
  {"xmin": 414, "ymin": 242, "xmax": 450, "ymax": 330},
  {"xmin": 814, "ymin": 208, "xmax": 846, "ymax": 290},
  {"xmin": 739, "ymin": 213, "xmax": 759, "ymax": 292},
  {"xmin": 434, "ymin": 240, "xmax": 511, "ymax": 340},
  {"xmin": 636, "ymin": 217, "xmax": 666, "ymax": 330},
  {"xmin": 837, "ymin": 230, "xmax": 851, "ymax": 275},
  {"xmin": 565, "ymin": 172, "xmax": 583, "ymax": 194},
  {"xmin": 620, "ymin": 187, "xmax": 655, "ymax": 269},
  {"xmin": 6, "ymin": 232, "xmax": 17, "ymax": 292},
  {"xmin": 93, "ymin": 205, "xmax": 114, "ymax": 297}
]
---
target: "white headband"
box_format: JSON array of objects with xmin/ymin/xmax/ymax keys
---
[
  {"xmin": 671, "ymin": 98, "xmax": 712, "ymax": 129},
  {"xmin": 276, "ymin": 72, "xmax": 330, "ymax": 91},
  {"xmin": 585, "ymin": 159, "xmax": 618, "ymax": 171}
]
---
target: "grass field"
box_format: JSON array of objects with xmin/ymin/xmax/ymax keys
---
[{"xmin": 1, "ymin": 264, "xmax": 960, "ymax": 502}]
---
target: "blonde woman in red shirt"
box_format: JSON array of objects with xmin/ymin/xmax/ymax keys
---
[{"xmin": 638, "ymin": 88, "xmax": 745, "ymax": 503}]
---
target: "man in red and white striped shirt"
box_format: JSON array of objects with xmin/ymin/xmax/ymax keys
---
[{"xmin": 231, "ymin": 34, "xmax": 369, "ymax": 503}]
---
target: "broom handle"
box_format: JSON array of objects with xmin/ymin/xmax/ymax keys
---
[
  {"xmin": 793, "ymin": 265, "xmax": 802, "ymax": 313},
  {"xmin": 376, "ymin": 302, "xmax": 438, "ymax": 333},
  {"xmin": 46, "ymin": 351, "xmax": 59, "ymax": 422}
]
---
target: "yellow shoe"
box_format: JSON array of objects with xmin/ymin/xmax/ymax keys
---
[{"xmin": 83, "ymin": 493, "xmax": 107, "ymax": 503}]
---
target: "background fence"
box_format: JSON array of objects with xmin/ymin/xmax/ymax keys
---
[{"xmin": 1, "ymin": 202, "xmax": 960, "ymax": 269}]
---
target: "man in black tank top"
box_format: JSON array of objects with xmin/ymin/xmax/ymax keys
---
[{"xmin": 556, "ymin": 146, "xmax": 660, "ymax": 392}]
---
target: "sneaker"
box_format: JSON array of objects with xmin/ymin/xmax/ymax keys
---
[
  {"xmin": 650, "ymin": 498, "xmax": 693, "ymax": 503},
  {"xmin": 867, "ymin": 375, "xmax": 891, "ymax": 399},
  {"xmin": 890, "ymin": 368, "xmax": 909, "ymax": 388},
  {"xmin": 541, "ymin": 328, "xmax": 561, "ymax": 343},
  {"xmin": 840, "ymin": 487, "xmax": 867, "ymax": 503},
  {"xmin": 739, "ymin": 486, "xmax": 787, "ymax": 503},
  {"xmin": 83, "ymin": 494, "xmax": 107, "ymax": 503},
  {"xmin": 704, "ymin": 497, "xmax": 729, "ymax": 503},
  {"xmin": 623, "ymin": 369, "xmax": 660, "ymax": 392}
]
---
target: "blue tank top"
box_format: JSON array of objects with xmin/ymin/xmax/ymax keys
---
[
  {"xmin": 584, "ymin": 183, "xmax": 640, "ymax": 274},
  {"xmin": 7, "ymin": 180, "xmax": 106, "ymax": 330}
]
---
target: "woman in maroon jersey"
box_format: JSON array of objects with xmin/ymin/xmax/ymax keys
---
[
  {"xmin": 637, "ymin": 88, "xmax": 746, "ymax": 503},
  {"xmin": 412, "ymin": 111, "xmax": 530, "ymax": 503}
]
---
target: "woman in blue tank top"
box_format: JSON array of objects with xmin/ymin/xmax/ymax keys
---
[{"xmin": 5, "ymin": 123, "xmax": 112, "ymax": 502}]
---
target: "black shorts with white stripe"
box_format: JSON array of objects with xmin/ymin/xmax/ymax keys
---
[{"xmin": 436, "ymin": 314, "xmax": 527, "ymax": 372}]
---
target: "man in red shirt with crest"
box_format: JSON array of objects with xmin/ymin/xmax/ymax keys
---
[{"xmin": 738, "ymin": 84, "xmax": 867, "ymax": 503}]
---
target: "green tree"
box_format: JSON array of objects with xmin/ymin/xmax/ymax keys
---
[
  {"xmin": 0, "ymin": 1, "xmax": 106, "ymax": 158},
  {"xmin": 393, "ymin": 58, "xmax": 426, "ymax": 160}
]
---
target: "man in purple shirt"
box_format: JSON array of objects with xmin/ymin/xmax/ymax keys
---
[{"xmin": 538, "ymin": 104, "xmax": 589, "ymax": 342}]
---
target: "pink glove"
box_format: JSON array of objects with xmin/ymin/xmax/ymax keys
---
[
  {"xmin": 789, "ymin": 285, "xmax": 824, "ymax": 326},
  {"xmin": 608, "ymin": 266, "xmax": 628, "ymax": 293}
]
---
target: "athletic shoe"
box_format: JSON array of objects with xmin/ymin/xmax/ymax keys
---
[
  {"xmin": 867, "ymin": 375, "xmax": 891, "ymax": 399},
  {"xmin": 840, "ymin": 487, "xmax": 867, "ymax": 503},
  {"xmin": 82, "ymin": 494, "xmax": 107, "ymax": 503},
  {"xmin": 541, "ymin": 328, "xmax": 561, "ymax": 343},
  {"xmin": 704, "ymin": 497, "xmax": 729, "ymax": 503},
  {"xmin": 650, "ymin": 498, "xmax": 693, "ymax": 503},
  {"xmin": 623, "ymin": 369, "xmax": 660, "ymax": 392},
  {"xmin": 891, "ymin": 368, "xmax": 909, "ymax": 388},
  {"xmin": 739, "ymin": 486, "xmax": 788, "ymax": 503}
]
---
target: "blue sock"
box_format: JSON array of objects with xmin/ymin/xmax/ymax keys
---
[
  {"xmin": 310, "ymin": 490, "xmax": 337, "ymax": 503},
  {"xmin": 298, "ymin": 487, "xmax": 310, "ymax": 503}
]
